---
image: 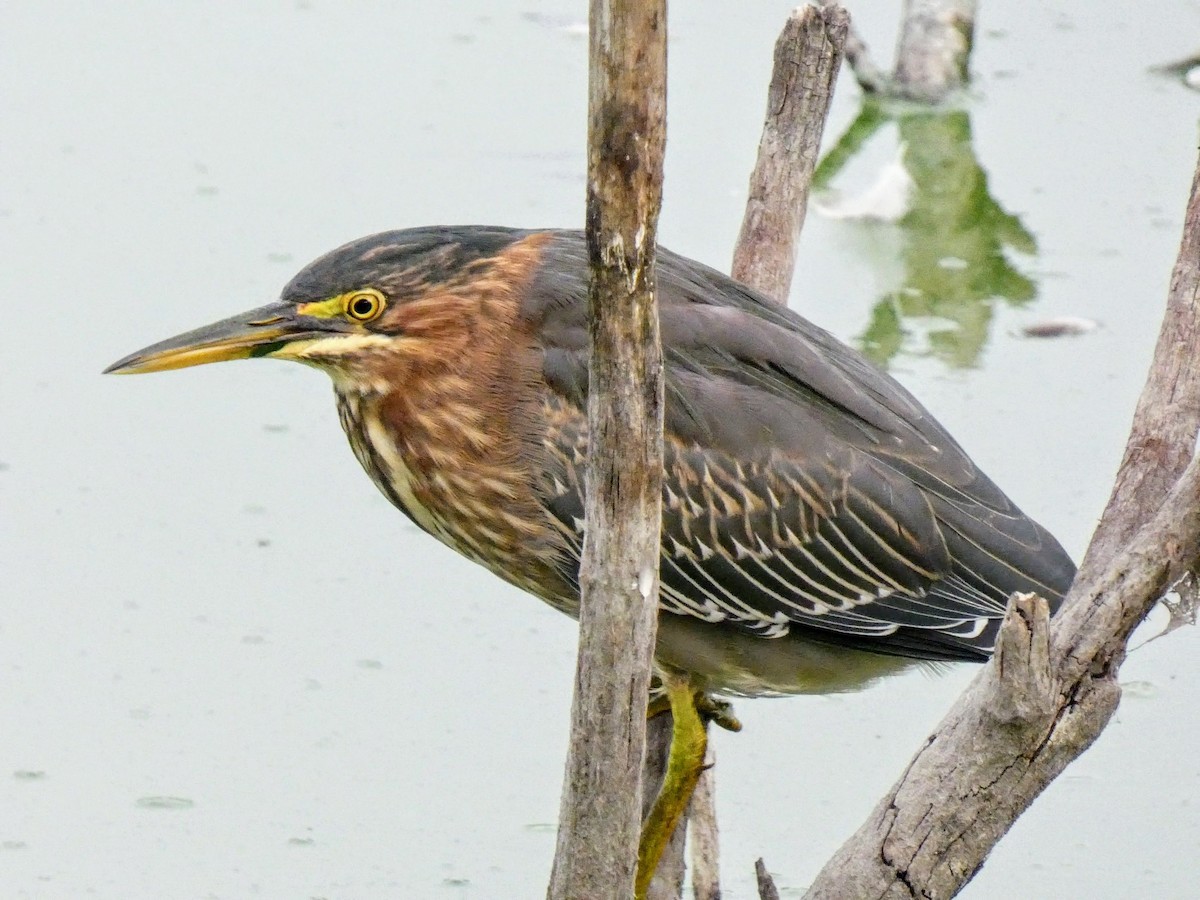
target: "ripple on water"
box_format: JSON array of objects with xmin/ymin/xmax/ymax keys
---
[{"xmin": 136, "ymin": 796, "xmax": 195, "ymax": 810}]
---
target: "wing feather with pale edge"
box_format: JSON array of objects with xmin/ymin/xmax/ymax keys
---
[{"xmin": 527, "ymin": 232, "xmax": 1075, "ymax": 662}]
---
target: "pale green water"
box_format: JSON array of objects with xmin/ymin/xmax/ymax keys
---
[{"xmin": 2, "ymin": 2, "xmax": 1198, "ymax": 897}]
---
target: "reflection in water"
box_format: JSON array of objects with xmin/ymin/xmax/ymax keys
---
[{"xmin": 815, "ymin": 103, "xmax": 1038, "ymax": 368}]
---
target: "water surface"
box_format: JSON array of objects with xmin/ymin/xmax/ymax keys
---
[{"xmin": 2, "ymin": 2, "xmax": 1198, "ymax": 897}]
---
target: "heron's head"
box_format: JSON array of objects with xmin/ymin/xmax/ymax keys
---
[{"xmin": 105, "ymin": 226, "xmax": 543, "ymax": 392}]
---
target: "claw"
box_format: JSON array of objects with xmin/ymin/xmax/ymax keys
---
[{"xmin": 695, "ymin": 694, "xmax": 742, "ymax": 732}]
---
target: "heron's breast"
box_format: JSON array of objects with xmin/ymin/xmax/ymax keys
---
[{"xmin": 335, "ymin": 388, "xmax": 575, "ymax": 607}]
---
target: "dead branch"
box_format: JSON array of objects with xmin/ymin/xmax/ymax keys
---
[
  {"xmin": 819, "ymin": 0, "xmax": 975, "ymax": 103},
  {"xmin": 732, "ymin": 4, "xmax": 848, "ymax": 302},
  {"xmin": 755, "ymin": 858, "xmax": 782, "ymax": 900},
  {"xmin": 644, "ymin": 712, "xmax": 689, "ymax": 900},
  {"xmin": 1070, "ymin": 150, "xmax": 1200, "ymax": 575},
  {"xmin": 547, "ymin": 3, "xmax": 667, "ymax": 898}
]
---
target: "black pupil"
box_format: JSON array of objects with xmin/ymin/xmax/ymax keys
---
[{"xmin": 352, "ymin": 296, "xmax": 375, "ymax": 317}]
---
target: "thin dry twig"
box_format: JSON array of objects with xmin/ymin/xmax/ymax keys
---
[
  {"xmin": 703, "ymin": 6, "xmax": 848, "ymax": 897},
  {"xmin": 644, "ymin": 712, "xmax": 688, "ymax": 900}
]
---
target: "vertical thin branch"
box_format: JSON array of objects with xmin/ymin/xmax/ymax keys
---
[
  {"xmin": 732, "ymin": 4, "xmax": 848, "ymax": 303},
  {"xmin": 547, "ymin": 3, "xmax": 668, "ymax": 899}
]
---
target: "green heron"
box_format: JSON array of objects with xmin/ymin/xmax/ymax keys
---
[{"xmin": 107, "ymin": 226, "xmax": 1075, "ymax": 895}]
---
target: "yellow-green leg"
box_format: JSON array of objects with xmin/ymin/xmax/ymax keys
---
[{"xmin": 635, "ymin": 674, "xmax": 708, "ymax": 900}]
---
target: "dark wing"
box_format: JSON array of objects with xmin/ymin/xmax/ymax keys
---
[{"xmin": 526, "ymin": 232, "xmax": 1076, "ymax": 662}]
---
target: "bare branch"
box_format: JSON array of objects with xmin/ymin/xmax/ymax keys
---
[
  {"xmin": 809, "ymin": 453, "xmax": 1200, "ymax": 898},
  {"xmin": 1072, "ymin": 153, "xmax": 1200, "ymax": 580},
  {"xmin": 731, "ymin": 4, "xmax": 848, "ymax": 302},
  {"xmin": 755, "ymin": 858, "xmax": 782, "ymax": 900},
  {"xmin": 547, "ymin": 3, "xmax": 667, "ymax": 898},
  {"xmin": 802, "ymin": 145, "xmax": 1200, "ymax": 898}
]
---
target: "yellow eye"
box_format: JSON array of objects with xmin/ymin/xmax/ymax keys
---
[{"xmin": 345, "ymin": 289, "xmax": 385, "ymax": 322}]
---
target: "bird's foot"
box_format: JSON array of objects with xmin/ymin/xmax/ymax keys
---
[
  {"xmin": 647, "ymin": 688, "xmax": 740, "ymax": 732},
  {"xmin": 695, "ymin": 693, "xmax": 742, "ymax": 733}
]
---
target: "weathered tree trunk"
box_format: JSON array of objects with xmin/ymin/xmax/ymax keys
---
[
  {"xmin": 546, "ymin": 2, "xmax": 668, "ymax": 899},
  {"xmin": 802, "ymin": 147, "xmax": 1200, "ymax": 899}
]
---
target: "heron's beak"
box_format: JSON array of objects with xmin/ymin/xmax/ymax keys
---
[{"xmin": 104, "ymin": 302, "xmax": 303, "ymax": 374}]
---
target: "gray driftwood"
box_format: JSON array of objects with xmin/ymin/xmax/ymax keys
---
[
  {"xmin": 546, "ymin": 2, "xmax": 668, "ymax": 898},
  {"xmin": 732, "ymin": 5, "xmax": 848, "ymax": 303}
]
